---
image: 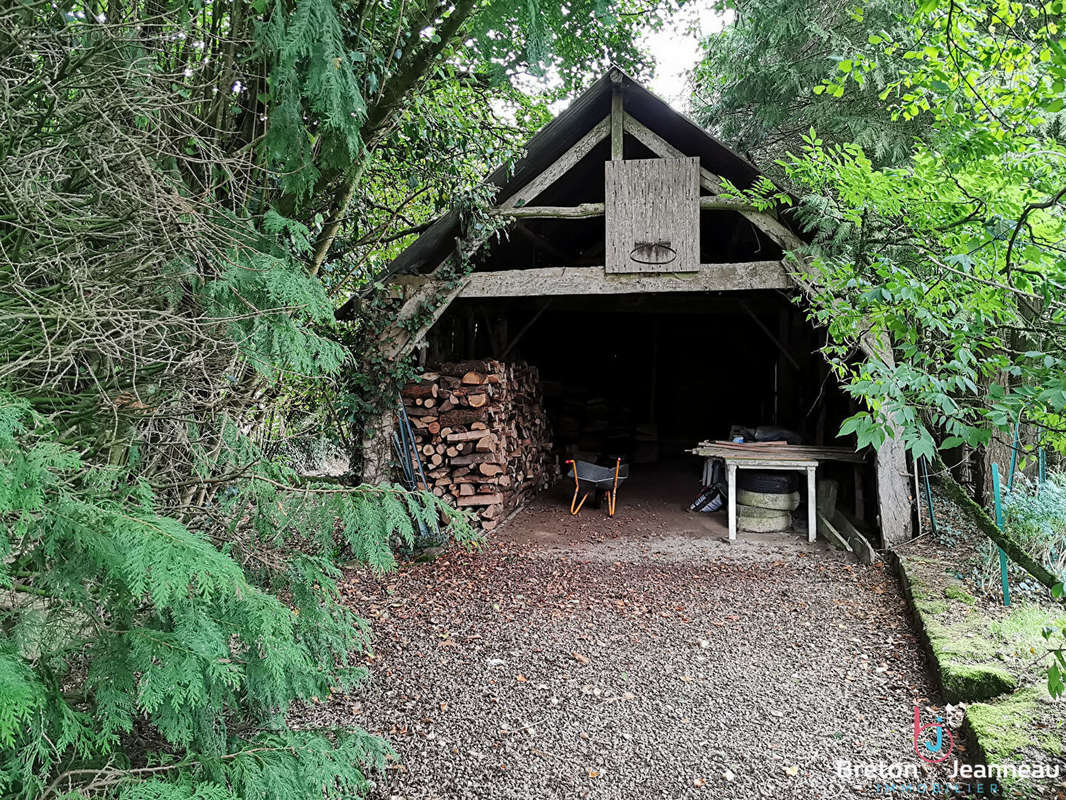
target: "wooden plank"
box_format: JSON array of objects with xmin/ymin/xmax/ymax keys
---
[
  {"xmin": 689, "ymin": 442, "xmax": 867, "ymax": 463},
  {"xmin": 605, "ymin": 157, "xmax": 699, "ymax": 274},
  {"xmin": 621, "ymin": 113, "xmax": 803, "ymax": 252},
  {"xmin": 498, "ymin": 116, "xmax": 611, "ymax": 210},
  {"xmin": 818, "ymin": 511, "xmax": 854, "ymax": 552},
  {"xmin": 490, "ymin": 196, "xmax": 759, "ymax": 220},
  {"xmin": 719, "ymin": 457, "xmax": 818, "ymax": 468},
  {"xmin": 834, "ymin": 510, "xmax": 879, "ymax": 564},
  {"xmin": 459, "ymin": 262, "xmax": 790, "ymax": 298}
]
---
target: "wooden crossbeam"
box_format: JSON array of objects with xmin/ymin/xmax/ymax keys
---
[
  {"xmin": 489, "ymin": 195, "xmax": 760, "ymax": 220},
  {"xmin": 458, "ymin": 262, "xmax": 790, "ymax": 298}
]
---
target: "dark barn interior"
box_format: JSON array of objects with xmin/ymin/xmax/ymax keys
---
[{"xmin": 425, "ymin": 289, "xmax": 875, "ymax": 521}]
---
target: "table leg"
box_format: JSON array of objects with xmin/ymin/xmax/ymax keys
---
[
  {"xmin": 807, "ymin": 465, "xmax": 817, "ymax": 543},
  {"xmin": 727, "ymin": 462, "xmax": 737, "ymax": 542}
]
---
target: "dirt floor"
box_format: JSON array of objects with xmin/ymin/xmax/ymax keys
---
[{"xmin": 304, "ymin": 466, "xmax": 965, "ymax": 799}]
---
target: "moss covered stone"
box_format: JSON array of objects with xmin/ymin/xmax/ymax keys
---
[
  {"xmin": 896, "ymin": 556, "xmax": 1018, "ymax": 704},
  {"xmin": 941, "ymin": 662, "xmax": 1018, "ymax": 703},
  {"xmin": 963, "ymin": 688, "xmax": 1065, "ymax": 798}
]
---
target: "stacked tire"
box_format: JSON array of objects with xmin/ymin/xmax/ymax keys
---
[{"xmin": 735, "ymin": 472, "xmax": 799, "ymax": 532}]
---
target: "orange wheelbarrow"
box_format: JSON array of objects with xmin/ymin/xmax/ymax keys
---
[{"xmin": 565, "ymin": 458, "xmax": 629, "ymax": 517}]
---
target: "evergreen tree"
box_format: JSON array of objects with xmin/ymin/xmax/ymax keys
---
[
  {"xmin": 693, "ymin": 0, "xmax": 923, "ymax": 173},
  {"xmin": 0, "ymin": 1, "xmax": 672, "ymax": 797}
]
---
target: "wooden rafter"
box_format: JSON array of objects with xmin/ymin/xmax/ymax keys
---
[{"xmin": 498, "ymin": 116, "xmax": 611, "ymax": 210}]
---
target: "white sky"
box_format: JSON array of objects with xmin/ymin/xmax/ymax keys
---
[
  {"xmin": 641, "ymin": 1, "xmax": 731, "ymax": 110},
  {"xmin": 509, "ymin": 2, "xmax": 732, "ymax": 119}
]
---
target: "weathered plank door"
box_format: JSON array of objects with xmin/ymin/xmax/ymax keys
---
[{"xmin": 605, "ymin": 156, "xmax": 699, "ymax": 273}]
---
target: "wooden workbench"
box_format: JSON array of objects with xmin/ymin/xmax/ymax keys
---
[{"xmin": 688, "ymin": 442, "xmax": 867, "ymax": 543}]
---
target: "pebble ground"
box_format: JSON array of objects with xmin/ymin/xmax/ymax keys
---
[{"xmin": 304, "ymin": 484, "xmax": 961, "ymax": 799}]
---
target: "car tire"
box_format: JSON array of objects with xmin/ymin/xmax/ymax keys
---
[
  {"xmin": 736, "ymin": 470, "xmax": 797, "ymax": 494},
  {"xmin": 735, "ymin": 489, "xmax": 801, "ymax": 511},
  {"xmin": 737, "ymin": 509, "xmax": 791, "ymax": 532}
]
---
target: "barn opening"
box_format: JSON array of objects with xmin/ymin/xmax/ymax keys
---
[
  {"xmin": 423, "ymin": 288, "xmax": 875, "ymax": 530},
  {"xmin": 352, "ymin": 68, "xmax": 913, "ymax": 546}
]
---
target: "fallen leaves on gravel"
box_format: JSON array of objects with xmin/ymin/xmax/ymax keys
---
[{"xmin": 295, "ymin": 501, "xmax": 955, "ymax": 800}]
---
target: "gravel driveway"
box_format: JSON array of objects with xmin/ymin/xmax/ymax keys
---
[{"xmin": 307, "ymin": 491, "xmax": 959, "ymax": 799}]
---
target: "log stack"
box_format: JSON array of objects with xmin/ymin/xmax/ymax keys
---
[{"xmin": 400, "ymin": 359, "xmax": 556, "ymax": 531}]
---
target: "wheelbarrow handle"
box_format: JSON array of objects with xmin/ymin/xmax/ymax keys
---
[{"xmin": 565, "ymin": 459, "xmax": 588, "ymax": 515}]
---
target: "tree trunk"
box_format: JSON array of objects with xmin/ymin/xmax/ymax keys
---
[
  {"xmin": 359, "ymin": 407, "xmax": 394, "ymax": 484},
  {"xmin": 932, "ymin": 454, "xmax": 1059, "ymax": 590}
]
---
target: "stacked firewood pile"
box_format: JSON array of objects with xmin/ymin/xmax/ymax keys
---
[{"xmin": 400, "ymin": 359, "xmax": 556, "ymax": 531}]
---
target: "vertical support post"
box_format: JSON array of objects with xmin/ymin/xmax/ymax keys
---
[
  {"xmin": 610, "ymin": 77, "xmax": 624, "ymax": 161},
  {"xmin": 992, "ymin": 463, "xmax": 1011, "ymax": 607},
  {"xmin": 807, "ymin": 465, "xmax": 817, "ymax": 544},
  {"xmin": 1039, "ymin": 447, "xmax": 1046, "ymax": 488},
  {"xmin": 727, "ymin": 462, "xmax": 737, "ymax": 541}
]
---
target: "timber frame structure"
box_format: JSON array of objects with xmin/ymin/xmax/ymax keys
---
[{"xmin": 342, "ymin": 67, "xmax": 914, "ymax": 546}]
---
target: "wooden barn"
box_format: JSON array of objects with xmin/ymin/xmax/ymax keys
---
[{"xmin": 348, "ymin": 67, "xmax": 912, "ymax": 547}]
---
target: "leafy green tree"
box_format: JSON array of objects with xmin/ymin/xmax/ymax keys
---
[
  {"xmin": 767, "ymin": 0, "xmax": 1066, "ymax": 466},
  {"xmin": 693, "ymin": 0, "xmax": 923, "ymax": 173},
  {"xmin": 0, "ymin": 1, "xmax": 670, "ymax": 797}
]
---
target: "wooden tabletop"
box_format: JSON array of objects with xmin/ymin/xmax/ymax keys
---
[{"xmin": 688, "ymin": 440, "xmax": 867, "ymax": 463}]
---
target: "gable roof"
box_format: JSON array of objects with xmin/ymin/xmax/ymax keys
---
[{"xmin": 382, "ymin": 66, "xmax": 780, "ymax": 279}]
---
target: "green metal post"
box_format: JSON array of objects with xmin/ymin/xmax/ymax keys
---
[
  {"xmin": 1039, "ymin": 447, "xmax": 1046, "ymax": 487},
  {"xmin": 920, "ymin": 456, "xmax": 938, "ymax": 537},
  {"xmin": 1008, "ymin": 422, "xmax": 1020, "ymax": 492},
  {"xmin": 992, "ymin": 463, "xmax": 1011, "ymax": 607}
]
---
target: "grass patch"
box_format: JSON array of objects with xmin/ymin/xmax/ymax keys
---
[
  {"xmin": 944, "ymin": 584, "xmax": 976, "ymax": 604},
  {"xmin": 1036, "ymin": 732, "xmax": 1062, "ymax": 756},
  {"xmin": 990, "ymin": 604, "xmax": 1066, "ymax": 656}
]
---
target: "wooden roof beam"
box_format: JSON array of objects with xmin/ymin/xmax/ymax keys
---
[
  {"xmin": 498, "ymin": 115, "xmax": 611, "ymax": 210},
  {"xmin": 458, "ymin": 262, "xmax": 791, "ymax": 298},
  {"xmin": 490, "ymin": 195, "xmax": 761, "ymax": 220}
]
